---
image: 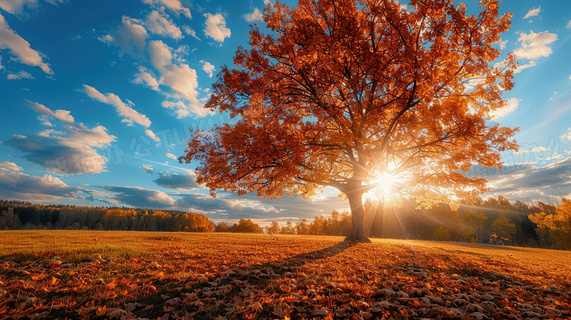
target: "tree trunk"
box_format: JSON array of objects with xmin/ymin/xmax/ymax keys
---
[{"xmin": 345, "ymin": 188, "xmax": 371, "ymax": 243}]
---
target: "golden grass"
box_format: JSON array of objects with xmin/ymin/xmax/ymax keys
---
[{"xmin": 1, "ymin": 231, "xmax": 570, "ymax": 319}]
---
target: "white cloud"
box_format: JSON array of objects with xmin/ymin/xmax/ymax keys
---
[
  {"xmin": 200, "ymin": 60, "xmax": 215, "ymax": 78},
  {"xmin": 490, "ymin": 98, "xmax": 519, "ymax": 120},
  {"xmin": 5, "ymin": 125, "xmax": 115, "ymax": 175},
  {"xmin": 145, "ymin": 10, "xmax": 183, "ymax": 40},
  {"xmin": 0, "ymin": 161, "xmax": 23, "ymax": 171},
  {"xmin": 514, "ymin": 30, "xmax": 557, "ymax": 60},
  {"xmin": 567, "ymin": 20, "xmax": 571, "ymax": 29},
  {"xmin": 0, "ymin": 169, "xmax": 75, "ymax": 203},
  {"xmin": 244, "ymin": 8, "xmax": 263, "ymax": 22},
  {"xmin": 203, "ymin": 13, "xmax": 231, "ymax": 43},
  {"xmin": 143, "ymin": 0, "xmax": 191, "ymax": 19},
  {"xmin": 0, "ymin": 13, "xmax": 53, "ymax": 74},
  {"xmin": 83, "ymin": 84, "xmax": 152, "ymax": 128},
  {"xmin": 99, "ymin": 16, "xmax": 148, "ymax": 58},
  {"xmin": 145, "ymin": 129, "xmax": 161, "ymax": 143},
  {"xmin": 147, "ymin": 40, "xmax": 210, "ymax": 117},
  {"xmin": 7, "ymin": 70, "xmax": 33, "ymax": 80},
  {"xmin": 523, "ymin": 7, "xmax": 541, "ymax": 19},
  {"xmin": 29, "ymin": 101, "xmax": 75, "ymax": 124},
  {"xmin": 0, "ymin": 0, "xmax": 38, "ymax": 15},
  {"xmin": 37, "ymin": 129, "xmax": 65, "ymax": 137},
  {"xmin": 0, "ymin": 54, "xmax": 3, "ymax": 69},
  {"xmin": 166, "ymin": 153, "xmax": 177, "ymax": 160},
  {"xmin": 142, "ymin": 164, "xmax": 154, "ymax": 174},
  {"xmin": 561, "ymin": 128, "xmax": 571, "ymax": 141},
  {"xmin": 133, "ymin": 66, "xmax": 160, "ymax": 91},
  {"xmin": 499, "ymin": 39, "xmax": 507, "ymax": 50},
  {"xmin": 103, "ymin": 185, "xmax": 176, "ymax": 208},
  {"xmin": 531, "ymin": 146, "xmax": 549, "ymax": 153},
  {"xmin": 263, "ymin": 0, "xmax": 272, "ymax": 6},
  {"xmin": 514, "ymin": 60, "xmax": 536, "ymax": 74},
  {"xmin": 62, "ymin": 123, "xmax": 116, "ymax": 149},
  {"xmin": 182, "ymin": 26, "xmax": 200, "ymax": 40},
  {"xmin": 161, "ymin": 100, "xmax": 211, "ymax": 118}
]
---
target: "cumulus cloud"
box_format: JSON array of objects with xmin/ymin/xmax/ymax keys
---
[
  {"xmin": 531, "ymin": 146, "xmax": 550, "ymax": 153},
  {"xmin": 200, "ymin": 60, "xmax": 215, "ymax": 78},
  {"xmin": 103, "ymin": 185, "xmax": 176, "ymax": 208},
  {"xmin": 499, "ymin": 39, "xmax": 507, "ymax": 50},
  {"xmin": 83, "ymin": 84, "xmax": 152, "ymax": 128},
  {"xmin": 4, "ymin": 127, "xmax": 114, "ymax": 175},
  {"xmin": 522, "ymin": 7, "xmax": 541, "ymax": 19},
  {"xmin": 153, "ymin": 172, "xmax": 198, "ymax": 190},
  {"xmin": 203, "ymin": 13, "xmax": 231, "ymax": 43},
  {"xmin": 147, "ymin": 40, "xmax": 210, "ymax": 117},
  {"xmin": 475, "ymin": 157, "xmax": 571, "ymax": 202},
  {"xmin": 133, "ymin": 66, "xmax": 160, "ymax": 91},
  {"xmin": 0, "ymin": 161, "xmax": 23, "ymax": 171},
  {"xmin": 0, "ymin": 0, "xmax": 38, "ymax": 15},
  {"xmin": 0, "ymin": 168, "xmax": 75, "ymax": 202},
  {"xmin": 145, "ymin": 10, "xmax": 183, "ymax": 40},
  {"xmin": 244, "ymin": 8, "xmax": 263, "ymax": 22},
  {"xmin": 182, "ymin": 26, "xmax": 200, "ymax": 40},
  {"xmin": 145, "ymin": 129, "xmax": 161, "ymax": 143},
  {"xmin": 29, "ymin": 101, "xmax": 75, "ymax": 124},
  {"xmin": 490, "ymin": 98, "xmax": 519, "ymax": 120},
  {"xmin": 0, "ymin": 13, "xmax": 53, "ymax": 74},
  {"xmin": 143, "ymin": 0, "xmax": 191, "ymax": 19},
  {"xmin": 161, "ymin": 100, "xmax": 210, "ymax": 118},
  {"xmin": 514, "ymin": 30, "xmax": 557, "ymax": 60},
  {"xmin": 514, "ymin": 60, "xmax": 536, "ymax": 74},
  {"xmin": 176, "ymin": 191, "xmax": 351, "ymax": 223},
  {"xmin": 142, "ymin": 164, "xmax": 154, "ymax": 174},
  {"xmin": 561, "ymin": 128, "xmax": 571, "ymax": 141},
  {"xmin": 7, "ymin": 70, "xmax": 33, "ymax": 80},
  {"xmin": 567, "ymin": 20, "xmax": 571, "ymax": 29},
  {"xmin": 166, "ymin": 153, "xmax": 177, "ymax": 160},
  {"xmin": 98, "ymin": 16, "xmax": 148, "ymax": 58}
]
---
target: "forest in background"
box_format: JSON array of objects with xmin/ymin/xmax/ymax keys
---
[{"xmin": 1, "ymin": 196, "xmax": 570, "ymax": 250}]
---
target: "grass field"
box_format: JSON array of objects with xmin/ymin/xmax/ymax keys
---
[{"xmin": 1, "ymin": 231, "xmax": 570, "ymax": 319}]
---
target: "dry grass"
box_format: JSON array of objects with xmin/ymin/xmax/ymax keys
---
[{"xmin": 1, "ymin": 231, "xmax": 570, "ymax": 319}]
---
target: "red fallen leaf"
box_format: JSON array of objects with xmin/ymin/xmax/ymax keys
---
[
  {"xmin": 106, "ymin": 279, "xmax": 118, "ymax": 290},
  {"xmin": 142, "ymin": 285, "xmax": 157, "ymax": 295},
  {"xmin": 96, "ymin": 305, "xmax": 107, "ymax": 316}
]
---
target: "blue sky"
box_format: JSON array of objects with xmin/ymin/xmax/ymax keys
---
[{"xmin": 0, "ymin": 0, "xmax": 570, "ymax": 224}]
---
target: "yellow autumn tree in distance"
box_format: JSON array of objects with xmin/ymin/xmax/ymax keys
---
[{"xmin": 181, "ymin": 0, "xmax": 518, "ymax": 242}]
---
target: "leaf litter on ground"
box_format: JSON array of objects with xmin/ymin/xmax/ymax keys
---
[{"xmin": 1, "ymin": 231, "xmax": 570, "ymax": 319}]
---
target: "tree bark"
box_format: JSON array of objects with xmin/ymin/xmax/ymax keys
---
[{"xmin": 344, "ymin": 188, "xmax": 371, "ymax": 243}]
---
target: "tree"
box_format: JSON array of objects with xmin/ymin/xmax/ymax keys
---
[
  {"xmin": 181, "ymin": 0, "xmax": 517, "ymax": 242},
  {"xmin": 462, "ymin": 210, "xmax": 488, "ymax": 242},
  {"xmin": 492, "ymin": 213, "xmax": 516, "ymax": 244},
  {"xmin": 267, "ymin": 221, "xmax": 280, "ymax": 234},
  {"xmin": 529, "ymin": 198, "xmax": 571, "ymax": 249},
  {"xmin": 229, "ymin": 219, "xmax": 264, "ymax": 233}
]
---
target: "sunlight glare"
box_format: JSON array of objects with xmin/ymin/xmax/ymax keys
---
[{"xmin": 364, "ymin": 171, "xmax": 403, "ymax": 203}]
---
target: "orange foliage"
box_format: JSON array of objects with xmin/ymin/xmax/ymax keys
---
[{"xmin": 181, "ymin": 0, "xmax": 518, "ymax": 240}]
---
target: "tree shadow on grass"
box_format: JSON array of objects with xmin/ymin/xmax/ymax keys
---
[{"xmin": 132, "ymin": 240, "xmax": 352, "ymax": 319}]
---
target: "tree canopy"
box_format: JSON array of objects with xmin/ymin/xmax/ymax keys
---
[{"xmin": 181, "ymin": 0, "xmax": 518, "ymax": 242}]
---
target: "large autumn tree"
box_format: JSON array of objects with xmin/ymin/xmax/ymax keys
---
[{"xmin": 181, "ymin": 0, "xmax": 518, "ymax": 242}]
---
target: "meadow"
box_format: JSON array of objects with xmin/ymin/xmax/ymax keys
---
[{"xmin": 1, "ymin": 231, "xmax": 570, "ymax": 319}]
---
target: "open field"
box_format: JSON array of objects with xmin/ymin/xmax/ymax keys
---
[{"xmin": 1, "ymin": 231, "xmax": 570, "ymax": 319}]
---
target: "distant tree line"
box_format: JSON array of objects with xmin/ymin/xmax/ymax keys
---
[
  {"xmin": 0, "ymin": 200, "xmax": 214, "ymax": 232},
  {"xmin": 216, "ymin": 196, "xmax": 569, "ymax": 250},
  {"xmin": 2, "ymin": 197, "xmax": 570, "ymax": 250}
]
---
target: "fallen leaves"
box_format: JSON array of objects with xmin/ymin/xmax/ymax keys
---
[{"xmin": 1, "ymin": 232, "xmax": 571, "ymax": 319}]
